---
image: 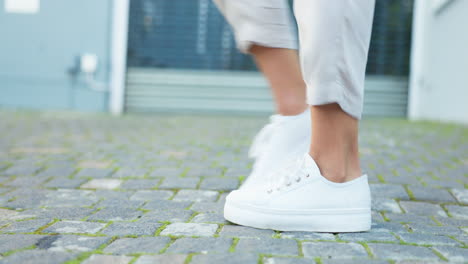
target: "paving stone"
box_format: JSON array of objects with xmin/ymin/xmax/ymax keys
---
[
  {"xmin": 4, "ymin": 188, "xmax": 49, "ymax": 200},
  {"xmin": 166, "ymin": 237, "xmax": 231, "ymax": 253},
  {"xmin": 371, "ymin": 221, "xmax": 410, "ymax": 233},
  {"xmin": 0, "ymin": 249, "xmax": 76, "ymax": 264},
  {"xmin": 199, "ymin": 178, "xmax": 239, "ymax": 190},
  {"xmin": 372, "ymin": 198, "xmax": 403, "ymax": 213},
  {"xmin": 433, "ymin": 246, "xmax": 468, "ymax": 262},
  {"xmin": 94, "ymin": 189, "xmax": 133, "ymax": 199},
  {"xmin": 36, "ymin": 235, "xmax": 110, "ymax": 252},
  {"xmin": 43, "ymin": 220, "xmax": 106, "ymax": 234},
  {"xmin": 143, "ymin": 200, "xmax": 192, "ymax": 211},
  {"xmin": 42, "ymin": 189, "xmax": 99, "ymax": 207},
  {"xmin": 185, "ymin": 167, "xmax": 223, "ymax": 177},
  {"xmin": 36, "ymin": 166, "xmax": 75, "ymax": 178},
  {"xmin": 384, "ymin": 175, "xmax": 423, "ymax": 186},
  {"xmin": 5, "ymin": 176, "xmax": 46, "ymax": 187},
  {"xmin": 399, "ymin": 201, "xmax": 447, "ymax": 217},
  {"xmin": 1, "ymin": 164, "xmax": 41, "ymax": 176},
  {"xmin": 81, "ymin": 179, "xmax": 122, "ymax": 189},
  {"xmin": 454, "ymin": 234, "xmax": 468, "ymax": 245},
  {"xmin": 263, "ymin": 257, "xmax": 313, "ymax": 264},
  {"xmin": 75, "ymin": 168, "xmax": 114, "ymax": 178},
  {"xmin": 101, "ymin": 220, "xmax": 162, "ymax": 236},
  {"xmin": 134, "ymin": 254, "xmax": 186, "ymax": 264},
  {"xmin": 161, "ymin": 223, "xmax": 218, "ymax": 237},
  {"xmin": 191, "ymin": 212, "xmax": 228, "ymax": 224},
  {"xmin": 78, "ymin": 160, "xmax": 113, "ymax": 169},
  {"xmin": 370, "ymin": 184, "xmax": 410, "ymax": 200},
  {"xmin": 235, "ymin": 238, "xmax": 298, "ymax": 256},
  {"xmin": 192, "ymin": 253, "xmax": 258, "ymax": 264},
  {"xmin": 339, "ymin": 230, "xmax": 398, "ymax": 242},
  {"xmin": 142, "ymin": 209, "xmax": 194, "ymax": 222},
  {"xmin": 451, "ymin": 188, "xmax": 468, "ymax": 204},
  {"xmin": 190, "ymin": 202, "xmax": 224, "ymax": 213},
  {"xmin": 158, "ymin": 177, "xmax": 199, "ymax": 189},
  {"xmin": 17, "ymin": 207, "xmax": 94, "ymax": 220},
  {"xmin": 103, "ymin": 237, "xmax": 171, "ymax": 254},
  {"xmin": 173, "ymin": 190, "xmax": 218, "ymax": 202},
  {"xmin": 113, "ymin": 167, "xmax": 149, "ymax": 178},
  {"xmin": 445, "ymin": 205, "xmax": 468, "ymax": 219},
  {"xmin": 322, "ymin": 260, "xmax": 390, "ymax": 264},
  {"xmin": 120, "ymin": 179, "xmax": 160, "ymax": 189},
  {"xmin": 82, "ymin": 254, "xmax": 133, "ymax": 264},
  {"xmin": 5, "ymin": 195, "xmax": 45, "ymax": 209},
  {"xmin": 394, "ymin": 261, "xmax": 445, "ymax": 264},
  {"xmin": 367, "ymin": 243, "xmax": 440, "ymax": 261},
  {"xmin": 397, "ymin": 233, "xmax": 460, "ymax": 246},
  {"xmin": 280, "ymin": 231, "xmax": 336, "ymax": 241},
  {"xmin": 385, "ymin": 213, "xmax": 436, "ymax": 225},
  {"xmin": 0, "ymin": 234, "xmax": 45, "ymax": 254},
  {"xmin": 302, "ymin": 242, "xmax": 368, "ymax": 259},
  {"xmin": 96, "ymin": 198, "xmax": 144, "ymax": 208},
  {"xmin": 130, "ymin": 190, "xmax": 173, "ymax": 201},
  {"xmin": 219, "ymin": 225, "xmax": 275, "ymax": 238},
  {"xmin": 1, "ymin": 218, "xmax": 51, "ymax": 233},
  {"xmin": 0, "ymin": 208, "xmax": 20, "ymax": 220},
  {"xmin": 223, "ymin": 168, "xmax": 250, "ymax": 178},
  {"xmin": 43, "ymin": 178, "xmax": 87, "ymax": 188},
  {"xmin": 405, "ymin": 223, "xmax": 464, "ymax": 236},
  {"xmin": 424, "ymin": 178, "xmax": 465, "ymax": 189},
  {"xmin": 87, "ymin": 207, "xmax": 143, "ymax": 221},
  {"xmin": 408, "ymin": 186, "xmax": 457, "ymax": 203},
  {"xmin": 150, "ymin": 167, "xmax": 184, "ymax": 178},
  {"xmin": 217, "ymin": 192, "xmax": 229, "ymax": 203},
  {"xmin": 433, "ymin": 216, "xmax": 468, "ymax": 227}
]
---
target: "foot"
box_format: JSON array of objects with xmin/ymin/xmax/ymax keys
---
[
  {"xmin": 224, "ymin": 153, "xmax": 371, "ymax": 232},
  {"xmin": 242, "ymin": 108, "xmax": 311, "ymax": 190}
]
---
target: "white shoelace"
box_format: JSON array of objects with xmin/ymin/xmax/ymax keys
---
[
  {"xmin": 248, "ymin": 115, "xmax": 284, "ymax": 159},
  {"xmin": 266, "ymin": 155, "xmax": 310, "ymax": 194}
]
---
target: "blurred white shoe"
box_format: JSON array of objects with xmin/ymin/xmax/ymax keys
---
[
  {"xmin": 241, "ymin": 108, "xmax": 311, "ymax": 190},
  {"xmin": 225, "ymin": 153, "xmax": 371, "ymax": 232}
]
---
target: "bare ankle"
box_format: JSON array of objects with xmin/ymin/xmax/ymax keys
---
[{"xmin": 309, "ymin": 151, "xmax": 362, "ymax": 183}]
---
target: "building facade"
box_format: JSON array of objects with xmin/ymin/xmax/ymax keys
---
[{"xmin": 3, "ymin": 0, "xmax": 463, "ymax": 123}]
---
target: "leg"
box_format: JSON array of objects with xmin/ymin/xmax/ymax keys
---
[
  {"xmin": 251, "ymin": 46, "xmax": 307, "ymax": 115},
  {"xmin": 294, "ymin": 0, "xmax": 376, "ymax": 182},
  {"xmin": 213, "ymin": 0, "xmax": 306, "ymax": 116},
  {"xmin": 213, "ymin": 0, "xmax": 311, "ymax": 190},
  {"xmin": 224, "ymin": 0, "xmax": 376, "ymax": 232}
]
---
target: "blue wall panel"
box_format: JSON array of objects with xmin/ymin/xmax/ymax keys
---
[{"xmin": 0, "ymin": 0, "xmax": 112, "ymax": 111}]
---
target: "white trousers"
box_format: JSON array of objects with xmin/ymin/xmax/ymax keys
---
[{"xmin": 213, "ymin": 0, "xmax": 375, "ymax": 119}]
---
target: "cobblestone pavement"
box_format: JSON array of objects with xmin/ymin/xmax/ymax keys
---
[{"xmin": 0, "ymin": 110, "xmax": 467, "ymax": 264}]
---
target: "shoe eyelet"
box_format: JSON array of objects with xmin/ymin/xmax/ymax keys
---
[
  {"xmin": 266, "ymin": 189, "xmax": 273, "ymax": 194},
  {"xmin": 306, "ymin": 174, "xmax": 310, "ymax": 178},
  {"xmin": 286, "ymin": 182, "xmax": 291, "ymax": 187},
  {"xmin": 295, "ymin": 177, "xmax": 301, "ymax": 182}
]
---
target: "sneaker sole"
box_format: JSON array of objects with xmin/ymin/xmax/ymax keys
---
[{"xmin": 224, "ymin": 201, "xmax": 371, "ymax": 233}]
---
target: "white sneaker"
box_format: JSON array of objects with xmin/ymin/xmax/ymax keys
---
[
  {"xmin": 241, "ymin": 109, "xmax": 311, "ymax": 190},
  {"xmin": 224, "ymin": 153, "xmax": 372, "ymax": 232}
]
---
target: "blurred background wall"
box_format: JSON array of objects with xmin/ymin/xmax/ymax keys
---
[
  {"xmin": 0, "ymin": 0, "xmax": 113, "ymax": 111},
  {"xmin": 0, "ymin": 0, "xmax": 466, "ymax": 123},
  {"xmin": 409, "ymin": 0, "xmax": 468, "ymax": 124}
]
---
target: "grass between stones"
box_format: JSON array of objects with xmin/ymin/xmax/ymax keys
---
[
  {"xmin": 153, "ymin": 222, "xmax": 170, "ymax": 236},
  {"xmin": 1, "ymin": 245, "xmax": 36, "ymax": 257},
  {"xmin": 33, "ymin": 218, "xmax": 59, "ymax": 233},
  {"xmin": 431, "ymin": 248, "xmax": 449, "ymax": 262},
  {"xmin": 229, "ymin": 237, "xmax": 239, "ymax": 253}
]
